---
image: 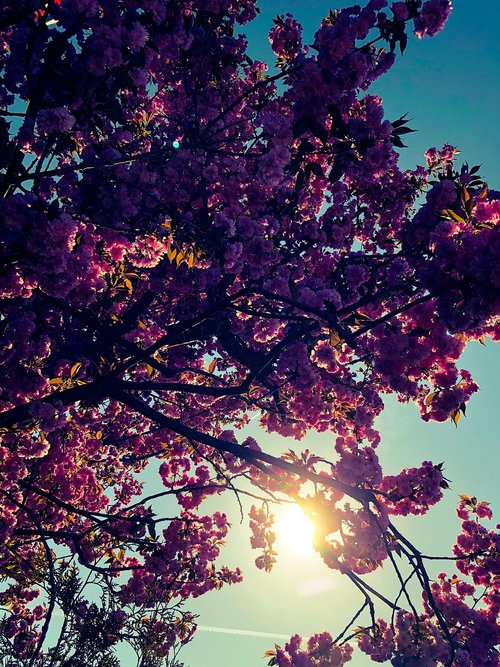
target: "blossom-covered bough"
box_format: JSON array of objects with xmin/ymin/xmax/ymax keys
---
[{"xmin": 0, "ymin": 0, "xmax": 498, "ymax": 665}]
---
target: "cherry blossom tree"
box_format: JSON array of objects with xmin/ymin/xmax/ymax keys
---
[{"xmin": 0, "ymin": 0, "xmax": 498, "ymax": 665}]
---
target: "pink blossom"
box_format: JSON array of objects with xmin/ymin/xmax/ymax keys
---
[{"xmin": 37, "ymin": 107, "xmax": 75, "ymax": 134}]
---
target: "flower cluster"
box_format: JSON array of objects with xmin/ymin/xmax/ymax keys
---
[
  {"xmin": 414, "ymin": 0, "xmax": 452, "ymax": 38},
  {"xmin": 272, "ymin": 632, "xmax": 353, "ymax": 667},
  {"xmin": 249, "ymin": 504, "xmax": 277, "ymax": 572},
  {"xmin": 269, "ymin": 14, "xmax": 303, "ymax": 61}
]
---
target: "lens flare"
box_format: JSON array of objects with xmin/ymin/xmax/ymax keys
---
[{"xmin": 275, "ymin": 504, "xmax": 315, "ymax": 555}]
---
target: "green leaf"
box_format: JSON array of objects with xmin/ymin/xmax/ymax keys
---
[
  {"xmin": 425, "ymin": 391, "xmax": 439, "ymax": 406},
  {"xmin": 123, "ymin": 277, "xmax": 133, "ymax": 295},
  {"xmin": 70, "ymin": 362, "xmax": 82, "ymax": 378},
  {"xmin": 440, "ymin": 209, "xmax": 465, "ymax": 223},
  {"xmin": 147, "ymin": 521, "xmax": 157, "ymax": 541}
]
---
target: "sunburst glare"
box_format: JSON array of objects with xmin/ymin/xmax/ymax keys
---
[{"xmin": 275, "ymin": 504, "xmax": 315, "ymax": 555}]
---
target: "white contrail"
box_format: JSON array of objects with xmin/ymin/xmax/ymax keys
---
[
  {"xmin": 53, "ymin": 608, "xmax": 291, "ymax": 640},
  {"xmin": 197, "ymin": 625, "xmax": 291, "ymax": 640}
]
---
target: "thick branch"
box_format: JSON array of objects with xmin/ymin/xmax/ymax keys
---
[{"xmin": 113, "ymin": 389, "xmax": 373, "ymax": 506}]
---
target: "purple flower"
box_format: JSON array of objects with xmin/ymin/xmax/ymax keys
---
[
  {"xmin": 414, "ymin": 0, "xmax": 452, "ymax": 38},
  {"xmin": 36, "ymin": 107, "xmax": 75, "ymax": 134}
]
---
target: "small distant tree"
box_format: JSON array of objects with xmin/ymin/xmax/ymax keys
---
[{"xmin": 0, "ymin": 1, "xmax": 498, "ymax": 665}]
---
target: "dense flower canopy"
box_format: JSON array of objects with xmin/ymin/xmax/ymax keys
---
[{"xmin": 0, "ymin": 0, "xmax": 498, "ymax": 665}]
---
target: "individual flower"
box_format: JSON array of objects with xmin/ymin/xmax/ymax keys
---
[{"xmin": 36, "ymin": 107, "xmax": 76, "ymax": 134}]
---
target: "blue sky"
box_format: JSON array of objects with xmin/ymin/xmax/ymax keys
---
[
  {"xmin": 179, "ymin": 3, "xmax": 500, "ymax": 666},
  {"xmin": 181, "ymin": 348, "xmax": 498, "ymax": 667}
]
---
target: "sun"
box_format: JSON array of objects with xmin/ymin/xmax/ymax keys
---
[{"xmin": 275, "ymin": 504, "xmax": 315, "ymax": 555}]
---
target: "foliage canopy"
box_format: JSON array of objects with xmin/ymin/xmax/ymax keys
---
[{"xmin": 0, "ymin": 0, "xmax": 498, "ymax": 665}]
